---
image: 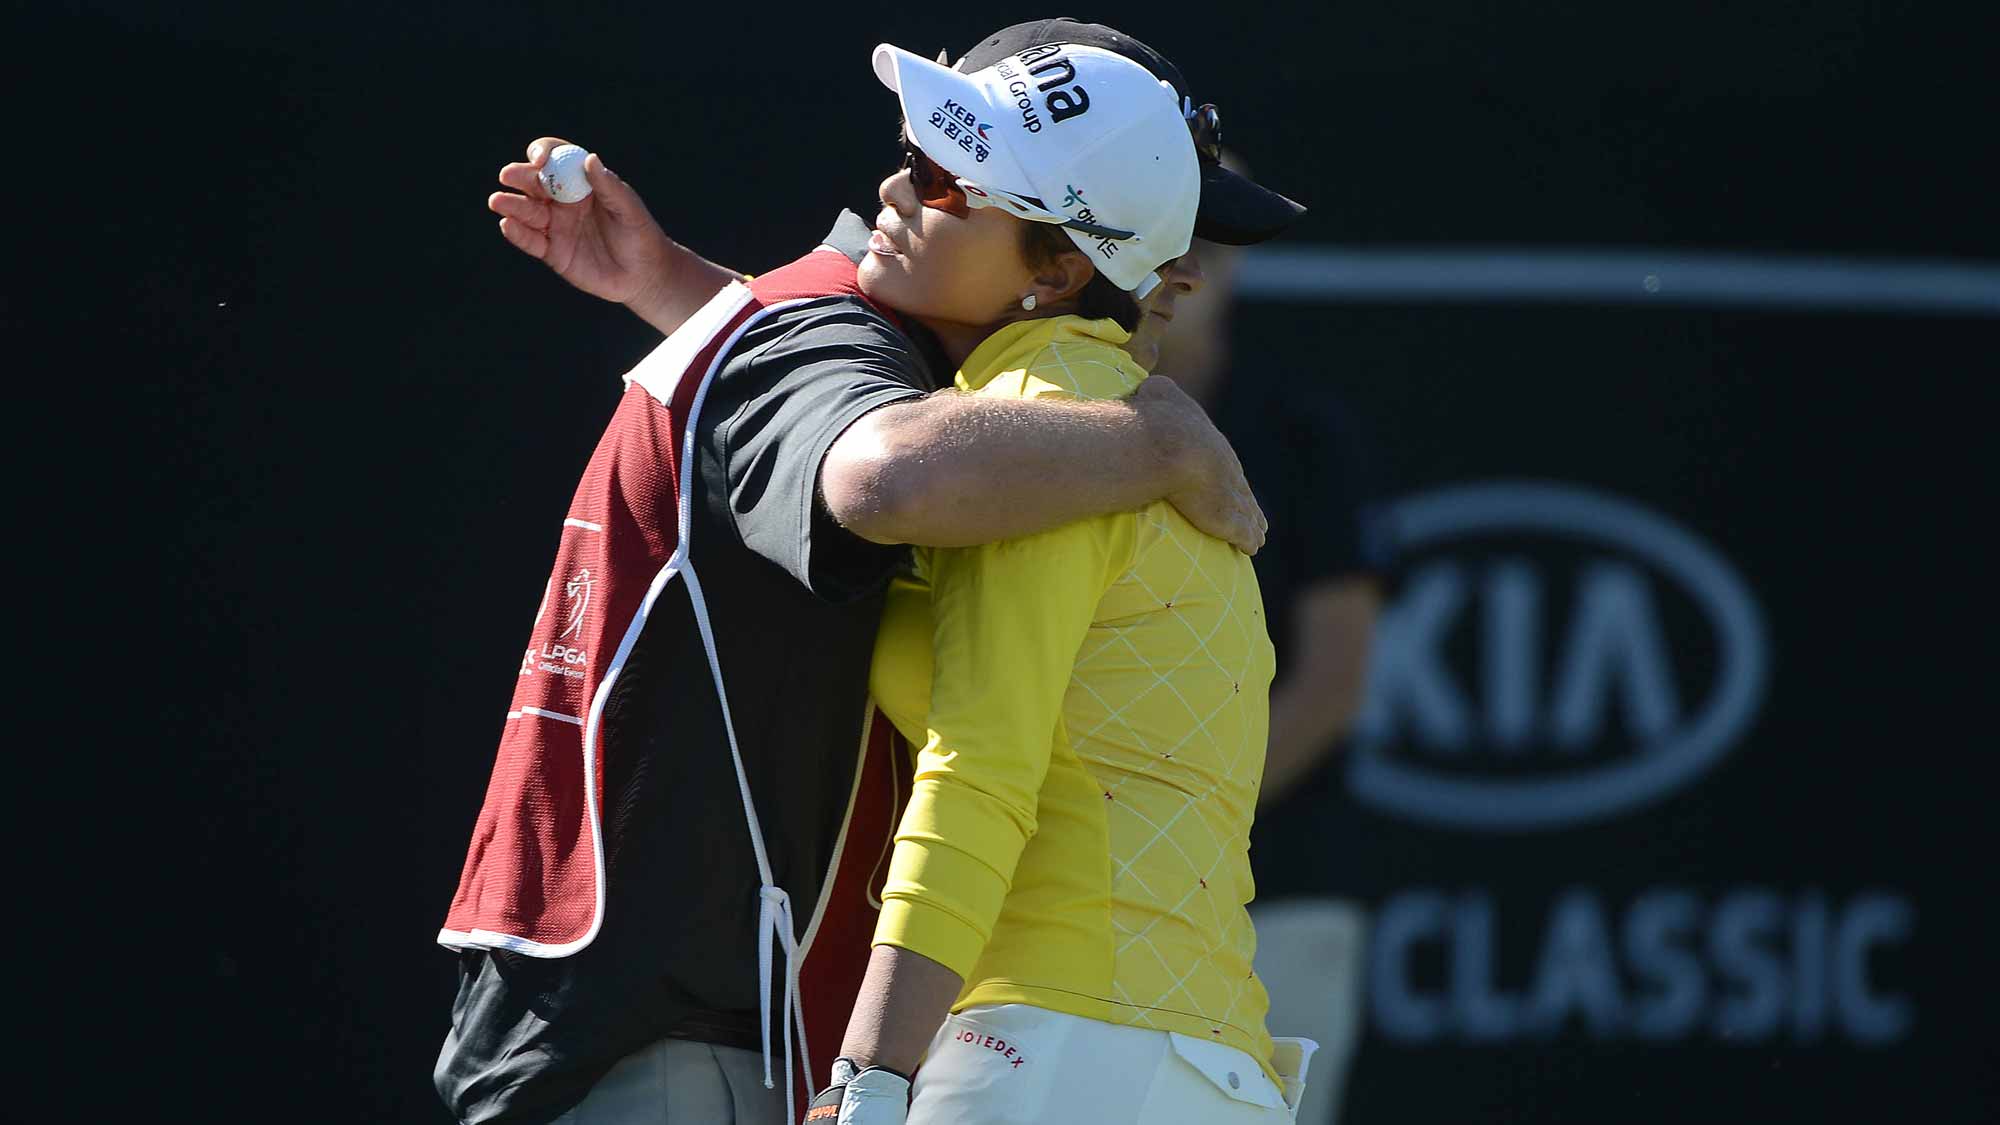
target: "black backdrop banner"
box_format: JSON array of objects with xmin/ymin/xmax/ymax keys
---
[
  {"xmin": 1238, "ymin": 302, "xmax": 1992, "ymax": 1124},
  {"xmin": 65, "ymin": 1, "xmax": 1996, "ymax": 1122}
]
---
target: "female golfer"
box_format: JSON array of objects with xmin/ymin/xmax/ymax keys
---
[{"xmin": 811, "ymin": 39, "xmax": 1312, "ymax": 1125}]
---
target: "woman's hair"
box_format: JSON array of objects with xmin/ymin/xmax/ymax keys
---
[{"xmin": 1019, "ymin": 222, "xmax": 1142, "ymax": 332}]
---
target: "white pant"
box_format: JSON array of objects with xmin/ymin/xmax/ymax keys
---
[{"xmin": 907, "ymin": 1004, "xmax": 1315, "ymax": 1125}]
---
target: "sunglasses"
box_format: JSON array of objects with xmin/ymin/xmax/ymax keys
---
[
  {"xmin": 1187, "ymin": 102, "xmax": 1223, "ymax": 164},
  {"xmin": 898, "ymin": 138, "xmax": 1137, "ymax": 242},
  {"xmin": 901, "ymin": 141, "xmax": 970, "ymax": 218}
]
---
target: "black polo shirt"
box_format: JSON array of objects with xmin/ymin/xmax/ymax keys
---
[{"xmin": 435, "ymin": 213, "xmax": 941, "ymax": 1125}]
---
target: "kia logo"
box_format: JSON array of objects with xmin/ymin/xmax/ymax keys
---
[{"xmin": 1348, "ymin": 481, "xmax": 1769, "ymax": 831}]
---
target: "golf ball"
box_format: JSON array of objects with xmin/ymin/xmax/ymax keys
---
[{"xmin": 538, "ymin": 144, "xmax": 593, "ymax": 204}]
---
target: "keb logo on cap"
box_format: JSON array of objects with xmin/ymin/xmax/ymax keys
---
[{"xmin": 927, "ymin": 96, "xmax": 995, "ymax": 164}]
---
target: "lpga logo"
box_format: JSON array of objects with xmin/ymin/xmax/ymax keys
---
[
  {"xmin": 559, "ymin": 568, "xmax": 593, "ymax": 640},
  {"xmin": 1348, "ymin": 481, "xmax": 1770, "ymax": 831},
  {"xmin": 518, "ymin": 568, "xmax": 594, "ymax": 680}
]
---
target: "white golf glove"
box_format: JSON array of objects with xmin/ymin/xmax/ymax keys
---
[{"xmin": 804, "ymin": 1057, "xmax": 911, "ymax": 1125}]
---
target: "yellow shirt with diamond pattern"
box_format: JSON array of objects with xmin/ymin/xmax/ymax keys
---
[{"xmin": 867, "ymin": 315, "xmax": 1280, "ymax": 1079}]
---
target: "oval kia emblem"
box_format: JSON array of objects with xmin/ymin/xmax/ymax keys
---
[{"xmin": 1347, "ymin": 481, "xmax": 1769, "ymax": 831}]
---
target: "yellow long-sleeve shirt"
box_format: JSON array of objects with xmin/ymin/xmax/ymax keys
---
[{"xmin": 868, "ymin": 315, "xmax": 1281, "ymax": 1078}]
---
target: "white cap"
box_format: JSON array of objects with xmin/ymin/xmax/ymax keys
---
[{"xmin": 872, "ymin": 41, "xmax": 1200, "ymax": 297}]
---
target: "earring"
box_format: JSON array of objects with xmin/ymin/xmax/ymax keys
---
[{"xmin": 1020, "ymin": 293, "xmax": 1038, "ymax": 311}]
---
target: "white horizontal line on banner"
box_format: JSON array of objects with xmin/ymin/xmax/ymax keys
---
[
  {"xmin": 1235, "ymin": 247, "xmax": 2000, "ymax": 315},
  {"xmin": 563, "ymin": 518, "xmax": 604, "ymax": 532}
]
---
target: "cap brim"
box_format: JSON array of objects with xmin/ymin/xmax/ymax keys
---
[
  {"xmin": 1195, "ymin": 162, "xmax": 1307, "ymax": 246},
  {"xmin": 872, "ymin": 41, "xmax": 941, "ymax": 96},
  {"xmin": 871, "ymin": 44, "xmax": 1037, "ymax": 198}
]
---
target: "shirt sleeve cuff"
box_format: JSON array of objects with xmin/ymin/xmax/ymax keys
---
[
  {"xmin": 875, "ymin": 897, "xmax": 986, "ymax": 980},
  {"xmin": 873, "ymin": 838, "xmax": 1011, "ymax": 978}
]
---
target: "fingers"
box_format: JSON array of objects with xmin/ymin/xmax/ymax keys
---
[
  {"xmin": 582, "ymin": 152, "xmax": 648, "ymax": 224},
  {"xmin": 1172, "ymin": 483, "xmax": 1264, "ymax": 556},
  {"xmin": 1226, "ymin": 513, "xmax": 1261, "ymax": 556},
  {"xmin": 1227, "ymin": 495, "xmax": 1264, "ymax": 556},
  {"xmin": 1210, "ymin": 472, "xmax": 1266, "ymax": 555},
  {"xmin": 1230, "ymin": 509, "xmax": 1266, "ymax": 556},
  {"xmin": 488, "ymin": 190, "xmax": 549, "ymax": 229},
  {"xmin": 1232, "ymin": 455, "xmax": 1265, "ymax": 530},
  {"xmin": 497, "ymin": 215, "xmax": 549, "ymax": 260},
  {"xmin": 500, "ymin": 138, "xmax": 581, "ymax": 200},
  {"xmin": 490, "ymin": 191, "xmax": 553, "ymax": 260},
  {"xmin": 525, "ymin": 136, "xmax": 576, "ymax": 165},
  {"xmin": 498, "ymin": 160, "xmax": 548, "ymax": 199},
  {"xmin": 1134, "ymin": 373, "xmax": 1267, "ymax": 550},
  {"xmin": 493, "ymin": 137, "xmax": 592, "ymax": 263},
  {"xmin": 1233, "ymin": 466, "xmax": 1267, "ymax": 554},
  {"xmin": 1241, "ymin": 493, "xmax": 1268, "ymax": 554}
]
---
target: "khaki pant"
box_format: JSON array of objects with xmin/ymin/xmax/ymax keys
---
[
  {"xmin": 552, "ymin": 1038, "xmax": 785, "ymax": 1125},
  {"xmin": 905, "ymin": 1004, "xmax": 1314, "ymax": 1125}
]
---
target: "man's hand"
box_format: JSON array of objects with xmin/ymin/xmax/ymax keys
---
[
  {"xmin": 488, "ymin": 137, "xmax": 692, "ymax": 328},
  {"xmin": 1134, "ymin": 375, "xmax": 1268, "ymax": 555}
]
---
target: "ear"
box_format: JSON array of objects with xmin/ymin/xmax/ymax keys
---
[{"xmin": 1028, "ymin": 247, "xmax": 1098, "ymax": 307}]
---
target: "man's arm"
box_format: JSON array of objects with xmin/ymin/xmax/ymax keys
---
[
  {"xmin": 1259, "ymin": 577, "xmax": 1381, "ymax": 807},
  {"xmin": 491, "ymin": 140, "xmax": 1264, "ymax": 553},
  {"xmin": 822, "ymin": 374, "xmax": 1268, "ymax": 555}
]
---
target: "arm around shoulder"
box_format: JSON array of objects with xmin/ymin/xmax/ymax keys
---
[{"xmin": 822, "ymin": 380, "xmax": 1263, "ymax": 552}]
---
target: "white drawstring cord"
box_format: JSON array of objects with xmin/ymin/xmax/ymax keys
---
[
  {"xmin": 757, "ymin": 884, "xmax": 810, "ymax": 1125},
  {"xmin": 756, "ymin": 887, "xmax": 781, "ymax": 1083},
  {"xmin": 682, "ymin": 558, "xmax": 814, "ymax": 1122},
  {"xmin": 635, "ymin": 292, "xmax": 835, "ymax": 1125}
]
